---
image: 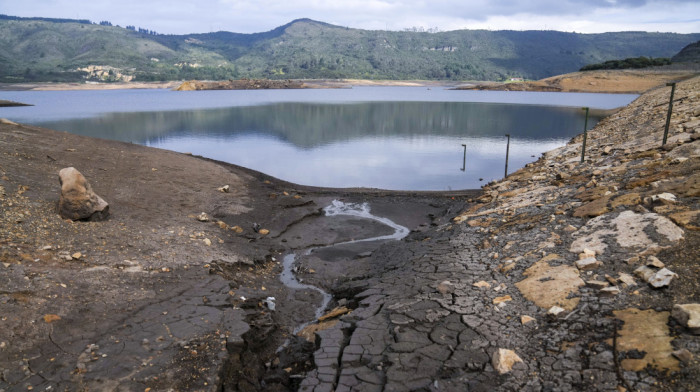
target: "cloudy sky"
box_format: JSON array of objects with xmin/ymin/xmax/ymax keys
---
[{"xmin": 2, "ymin": 0, "xmax": 699, "ymax": 35}]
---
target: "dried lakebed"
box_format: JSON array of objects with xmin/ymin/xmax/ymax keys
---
[{"xmin": 280, "ymin": 200, "xmax": 410, "ymax": 333}]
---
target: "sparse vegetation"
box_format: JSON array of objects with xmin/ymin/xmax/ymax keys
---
[{"xmin": 579, "ymin": 56, "xmax": 671, "ymax": 71}]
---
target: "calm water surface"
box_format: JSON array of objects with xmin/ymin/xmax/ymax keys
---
[{"xmin": 1, "ymin": 87, "xmax": 637, "ymax": 190}]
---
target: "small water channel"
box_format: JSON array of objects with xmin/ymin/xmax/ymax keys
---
[{"xmin": 280, "ymin": 200, "xmax": 409, "ymax": 333}]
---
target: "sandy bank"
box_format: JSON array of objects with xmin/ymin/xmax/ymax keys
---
[{"xmin": 460, "ymin": 69, "xmax": 700, "ymax": 93}]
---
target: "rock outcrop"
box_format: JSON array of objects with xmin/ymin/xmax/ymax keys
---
[{"xmin": 58, "ymin": 167, "xmax": 109, "ymax": 220}]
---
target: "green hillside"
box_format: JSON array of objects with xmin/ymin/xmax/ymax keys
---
[
  {"xmin": 1, "ymin": 15, "xmax": 698, "ymax": 83},
  {"xmin": 672, "ymin": 40, "xmax": 700, "ymax": 63}
]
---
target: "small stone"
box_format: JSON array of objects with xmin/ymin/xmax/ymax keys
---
[
  {"xmin": 203, "ymin": 238, "xmax": 212, "ymax": 246},
  {"xmin": 618, "ymin": 273, "xmax": 637, "ymax": 287},
  {"xmin": 473, "ymin": 280, "xmax": 491, "ymax": 289},
  {"xmin": 72, "ymin": 252, "xmax": 82, "ymax": 260},
  {"xmin": 647, "ymin": 256, "xmax": 665, "ymax": 268},
  {"xmin": 672, "ymin": 349, "xmax": 693, "ymax": 362},
  {"xmin": 672, "ymin": 304, "xmax": 700, "ymax": 334},
  {"xmin": 197, "ymin": 212, "xmax": 210, "ymax": 222},
  {"xmin": 650, "ymin": 193, "xmax": 677, "ymax": 205},
  {"xmin": 634, "ymin": 265, "xmax": 656, "ymax": 281},
  {"xmin": 671, "ymin": 157, "xmax": 688, "ymax": 165},
  {"xmin": 498, "ymin": 260, "xmax": 515, "ymax": 273},
  {"xmin": 604, "ymin": 274, "xmax": 618, "ymax": 285},
  {"xmin": 216, "ymin": 220, "xmax": 229, "ymax": 229},
  {"xmin": 493, "ymin": 295, "xmax": 512, "ymax": 305},
  {"xmin": 600, "ymin": 286, "xmax": 620, "ymax": 296},
  {"xmin": 43, "ymin": 314, "xmax": 61, "ymax": 323},
  {"xmin": 548, "ymin": 306, "xmax": 566, "ymax": 316},
  {"xmin": 231, "ymin": 225, "xmax": 244, "ymax": 233},
  {"xmin": 217, "ymin": 185, "xmax": 230, "ymax": 193},
  {"xmin": 491, "ymin": 348, "xmax": 524, "ymax": 374},
  {"xmin": 647, "ymin": 268, "xmax": 678, "ymax": 288},
  {"xmin": 581, "ymin": 248, "xmax": 596, "ymax": 258},
  {"xmin": 576, "ymin": 257, "xmax": 602, "ymax": 271},
  {"xmin": 563, "ymin": 225, "xmax": 577, "ymax": 232},
  {"xmin": 586, "ymin": 280, "xmax": 609, "ymax": 289},
  {"xmin": 258, "ymin": 229, "xmax": 270, "ymax": 236},
  {"xmin": 437, "ymin": 280, "xmax": 455, "ymax": 294},
  {"xmin": 521, "ymin": 315, "xmax": 535, "ymax": 325}
]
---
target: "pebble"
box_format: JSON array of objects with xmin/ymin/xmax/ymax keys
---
[
  {"xmin": 576, "ymin": 257, "xmax": 602, "ymax": 271},
  {"xmin": 548, "ymin": 306, "xmax": 566, "ymax": 316},
  {"xmin": 492, "ymin": 348, "xmax": 524, "ymax": 374},
  {"xmin": 437, "ymin": 280, "xmax": 455, "ymax": 294},
  {"xmin": 647, "ymin": 256, "xmax": 664, "ymax": 268}
]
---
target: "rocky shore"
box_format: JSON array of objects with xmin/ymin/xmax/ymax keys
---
[
  {"xmin": 1, "ymin": 75, "xmax": 699, "ymax": 391},
  {"xmin": 296, "ymin": 75, "xmax": 700, "ymax": 391},
  {"xmin": 459, "ymin": 69, "xmax": 700, "ymax": 93},
  {"xmin": 175, "ymin": 79, "xmax": 309, "ymax": 91}
]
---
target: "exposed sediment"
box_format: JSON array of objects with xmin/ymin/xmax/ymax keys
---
[
  {"xmin": 1, "ymin": 75, "xmax": 699, "ymax": 391},
  {"xmin": 175, "ymin": 78, "xmax": 309, "ymax": 91},
  {"xmin": 299, "ymin": 75, "xmax": 700, "ymax": 391}
]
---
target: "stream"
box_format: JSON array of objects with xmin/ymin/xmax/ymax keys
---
[{"xmin": 280, "ymin": 200, "xmax": 410, "ymax": 333}]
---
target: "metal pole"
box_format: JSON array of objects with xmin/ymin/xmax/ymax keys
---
[
  {"xmin": 461, "ymin": 144, "xmax": 466, "ymax": 171},
  {"xmin": 504, "ymin": 134, "xmax": 510, "ymax": 178},
  {"xmin": 580, "ymin": 107, "xmax": 589, "ymax": 163},
  {"xmin": 662, "ymin": 82, "xmax": 676, "ymax": 145}
]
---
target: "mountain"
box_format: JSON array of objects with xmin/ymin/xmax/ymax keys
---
[
  {"xmin": 672, "ymin": 40, "xmax": 700, "ymax": 63},
  {"xmin": 1, "ymin": 15, "xmax": 699, "ymax": 83}
]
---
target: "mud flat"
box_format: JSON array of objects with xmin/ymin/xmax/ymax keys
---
[
  {"xmin": 0, "ymin": 121, "xmax": 471, "ymax": 391},
  {"xmin": 1, "ymin": 75, "xmax": 700, "ymax": 391}
]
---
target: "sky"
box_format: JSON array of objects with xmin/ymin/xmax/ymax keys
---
[{"xmin": 1, "ymin": 0, "xmax": 699, "ymax": 35}]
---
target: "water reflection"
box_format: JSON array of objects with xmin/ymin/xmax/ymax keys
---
[{"xmin": 34, "ymin": 101, "xmax": 602, "ymax": 190}]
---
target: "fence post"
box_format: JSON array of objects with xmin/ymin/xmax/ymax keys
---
[
  {"xmin": 504, "ymin": 134, "xmax": 510, "ymax": 178},
  {"xmin": 580, "ymin": 107, "xmax": 589, "ymax": 163},
  {"xmin": 461, "ymin": 144, "xmax": 466, "ymax": 171},
  {"xmin": 662, "ymin": 82, "xmax": 676, "ymax": 145}
]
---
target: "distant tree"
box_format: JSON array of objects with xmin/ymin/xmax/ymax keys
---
[
  {"xmin": 580, "ymin": 56, "xmax": 671, "ymax": 71},
  {"xmin": 99, "ymin": 21, "xmax": 112, "ymax": 26}
]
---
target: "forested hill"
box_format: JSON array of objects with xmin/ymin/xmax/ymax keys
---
[{"xmin": 1, "ymin": 15, "xmax": 698, "ymax": 83}]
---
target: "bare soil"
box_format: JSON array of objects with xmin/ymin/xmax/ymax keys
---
[{"xmin": 459, "ymin": 69, "xmax": 700, "ymax": 93}]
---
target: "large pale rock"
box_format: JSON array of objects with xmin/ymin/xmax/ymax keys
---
[
  {"xmin": 570, "ymin": 210, "xmax": 684, "ymax": 255},
  {"xmin": 614, "ymin": 308, "xmax": 679, "ymax": 372},
  {"xmin": 515, "ymin": 257, "xmax": 584, "ymax": 311},
  {"xmin": 58, "ymin": 167, "xmax": 109, "ymax": 221},
  {"xmin": 491, "ymin": 348, "xmax": 524, "ymax": 374},
  {"xmin": 672, "ymin": 304, "xmax": 700, "ymax": 334}
]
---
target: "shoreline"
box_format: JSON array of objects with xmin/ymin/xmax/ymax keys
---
[{"xmin": 2, "ymin": 68, "xmax": 698, "ymax": 93}]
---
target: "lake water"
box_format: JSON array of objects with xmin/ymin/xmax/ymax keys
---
[{"xmin": 1, "ymin": 87, "xmax": 637, "ymax": 190}]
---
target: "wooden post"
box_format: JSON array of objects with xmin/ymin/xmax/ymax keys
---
[{"xmin": 662, "ymin": 82, "xmax": 676, "ymax": 145}]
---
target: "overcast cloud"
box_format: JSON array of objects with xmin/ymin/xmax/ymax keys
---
[{"xmin": 1, "ymin": 0, "xmax": 698, "ymax": 35}]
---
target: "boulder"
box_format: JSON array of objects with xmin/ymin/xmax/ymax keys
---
[{"xmin": 58, "ymin": 167, "xmax": 109, "ymax": 221}]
